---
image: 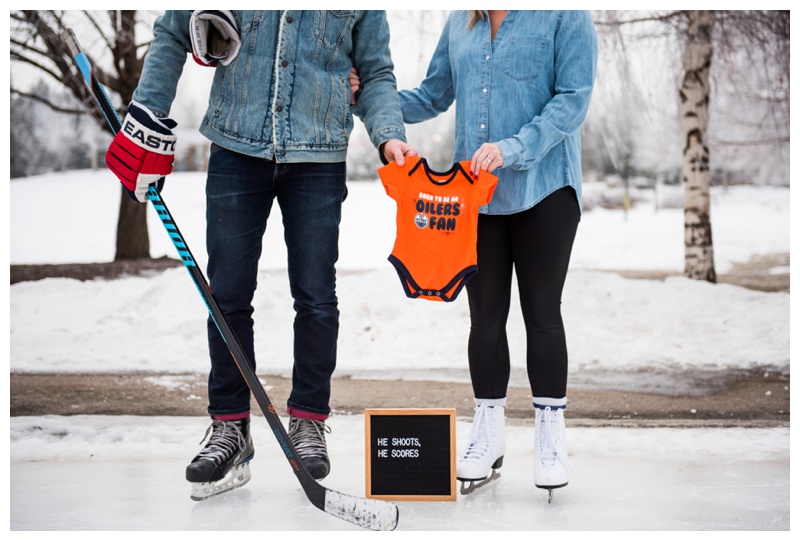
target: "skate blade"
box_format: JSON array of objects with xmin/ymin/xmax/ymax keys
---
[
  {"xmin": 190, "ymin": 462, "xmax": 252, "ymax": 501},
  {"xmin": 458, "ymin": 469, "xmax": 501, "ymax": 495},
  {"xmin": 535, "ymin": 481, "xmax": 568, "ymax": 504}
]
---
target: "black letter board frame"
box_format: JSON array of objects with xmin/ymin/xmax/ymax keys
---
[{"xmin": 365, "ymin": 408, "xmax": 456, "ymax": 501}]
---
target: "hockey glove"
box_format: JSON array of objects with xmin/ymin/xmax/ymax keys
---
[
  {"xmin": 190, "ymin": 10, "xmax": 241, "ymax": 67},
  {"xmin": 105, "ymin": 101, "xmax": 177, "ymax": 203}
]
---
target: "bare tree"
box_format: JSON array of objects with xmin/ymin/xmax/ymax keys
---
[
  {"xmin": 594, "ymin": 10, "xmax": 789, "ymax": 283},
  {"xmin": 10, "ymin": 10, "xmax": 158, "ymax": 261}
]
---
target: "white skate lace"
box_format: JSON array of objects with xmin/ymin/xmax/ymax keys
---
[
  {"xmin": 196, "ymin": 420, "xmax": 247, "ymax": 464},
  {"xmin": 461, "ymin": 404, "xmax": 493, "ymax": 464},
  {"xmin": 537, "ymin": 407, "xmax": 571, "ymax": 469},
  {"xmin": 289, "ymin": 418, "xmax": 330, "ymax": 458}
]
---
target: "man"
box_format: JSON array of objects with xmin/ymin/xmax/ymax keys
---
[{"xmin": 105, "ymin": 10, "xmax": 416, "ymax": 500}]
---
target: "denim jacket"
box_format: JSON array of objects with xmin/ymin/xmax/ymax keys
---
[
  {"xmin": 399, "ymin": 10, "xmax": 597, "ymax": 214},
  {"xmin": 133, "ymin": 10, "xmax": 406, "ymax": 162}
]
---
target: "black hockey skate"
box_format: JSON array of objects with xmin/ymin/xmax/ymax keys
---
[
  {"xmin": 288, "ymin": 416, "xmax": 331, "ymax": 480},
  {"xmin": 186, "ymin": 417, "xmax": 255, "ymax": 501}
]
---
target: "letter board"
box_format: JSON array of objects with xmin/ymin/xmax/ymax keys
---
[{"xmin": 365, "ymin": 408, "xmax": 456, "ymax": 501}]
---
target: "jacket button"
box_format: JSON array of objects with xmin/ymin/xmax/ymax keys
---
[
  {"xmin": 281, "ymin": 60, "xmax": 288, "ymax": 68},
  {"xmin": 279, "ymin": 150, "xmax": 286, "ymax": 156},
  {"xmin": 276, "ymin": 105, "xmax": 283, "ymax": 112},
  {"xmin": 286, "ymin": 16, "xmax": 293, "ymax": 23}
]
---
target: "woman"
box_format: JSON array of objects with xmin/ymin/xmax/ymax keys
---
[{"xmin": 397, "ymin": 10, "xmax": 597, "ymax": 498}]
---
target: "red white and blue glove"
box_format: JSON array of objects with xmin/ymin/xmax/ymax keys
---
[
  {"xmin": 190, "ymin": 10, "xmax": 241, "ymax": 67},
  {"xmin": 105, "ymin": 101, "xmax": 177, "ymax": 202}
]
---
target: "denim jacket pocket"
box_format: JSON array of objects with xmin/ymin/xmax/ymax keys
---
[
  {"xmin": 502, "ymin": 36, "xmax": 548, "ymax": 81},
  {"xmin": 314, "ymin": 10, "xmax": 359, "ymax": 51}
]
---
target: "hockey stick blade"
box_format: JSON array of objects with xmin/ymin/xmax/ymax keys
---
[
  {"xmin": 325, "ymin": 489, "xmax": 399, "ymax": 531},
  {"xmin": 61, "ymin": 28, "xmax": 399, "ymax": 531}
]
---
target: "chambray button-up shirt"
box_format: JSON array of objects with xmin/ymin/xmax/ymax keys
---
[{"xmin": 399, "ymin": 10, "xmax": 598, "ymax": 215}]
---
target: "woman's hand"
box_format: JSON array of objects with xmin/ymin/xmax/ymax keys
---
[
  {"xmin": 470, "ymin": 143, "xmax": 504, "ymax": 176},
  {"xmin": 349, "ymin": 67, "xmax": 360, "ymax": 105}
]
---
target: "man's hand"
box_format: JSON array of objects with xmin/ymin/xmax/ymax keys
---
[
  {"xmin": 381, "ymin": 139, "xmax": 418, "ymax": 166},
  {"xmin": 190, "ymin": 10, "xmax": 241, "ymax": 67},
  {"xmin": 105, "ymin": 101, "xmax": 177, "ymax": 202}
]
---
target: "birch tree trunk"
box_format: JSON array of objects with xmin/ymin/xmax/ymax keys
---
[{"xmin": 680, "ymin": 10, "xmax": 717, "ymax": 282}]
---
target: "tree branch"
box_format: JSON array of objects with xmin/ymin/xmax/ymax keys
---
[
  {"xmin": 10, "ymin": 87, "xmax": 88, "ymax": 115},
  {"xmin": 594, "ymin": 10, "xmax": 685, "ymax": 28},
  {"xmin": 714, "ymin": 136, "xmax": 789, "ymax": 147},
  {"xmin": 83, "ymin": 9, "xmax": 114, "ymax": 52},
  {"xmin": 9, "ymin": 35, "xmax": 50, "ymax": 58},
  {"xmin": 9, "ymin": 50, "xmax": 63, "ymax": 82}
]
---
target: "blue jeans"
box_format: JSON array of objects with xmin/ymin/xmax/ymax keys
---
[{"xmin": 204, "ymin": 144, "xmax": 346, "ymax": 419}]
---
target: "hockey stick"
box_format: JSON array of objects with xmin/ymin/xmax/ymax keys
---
[{"xmin": 60, "ymin": 28, "xmax": 399, "ymax": 532}]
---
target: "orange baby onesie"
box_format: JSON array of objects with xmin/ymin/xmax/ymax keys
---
[{"xmin": 379, "ymin": 157, "xmax": 498, "ymax": 302}]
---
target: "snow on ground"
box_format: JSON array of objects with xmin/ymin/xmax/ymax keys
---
[{"xmin": 9, "ymin": 172, "xmax": 791, "ymax": 380}]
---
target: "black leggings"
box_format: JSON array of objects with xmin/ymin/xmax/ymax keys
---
[{"xmin": 466, "ymin": 187, "xmax": 580, "ymax": 400}]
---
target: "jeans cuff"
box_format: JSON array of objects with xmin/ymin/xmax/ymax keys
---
[
  {"xmin": 287, "ymin": 406, "xmax": 329, "ymax": 421},
  {"xmin": 211, "ymin": 411, "xmax": 250, "ymax": 421}
]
